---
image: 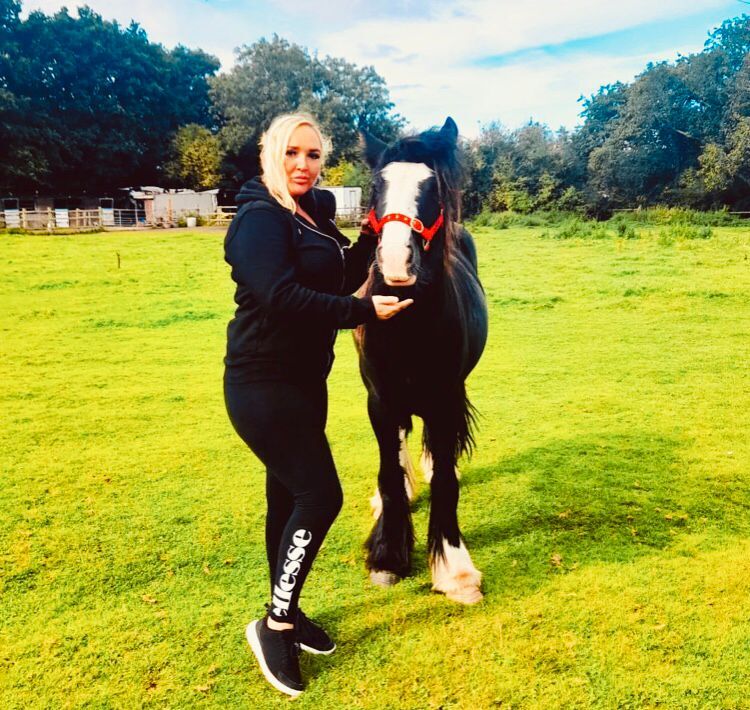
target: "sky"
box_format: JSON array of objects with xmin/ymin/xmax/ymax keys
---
[{"xmin": 22, "ymin": 0, "xmax": 748, "ymax": 136}]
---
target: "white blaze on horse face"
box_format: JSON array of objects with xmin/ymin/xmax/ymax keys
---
[{"xmin": 379, "ymin": 162, "xmax": 434, "ymax": 286}]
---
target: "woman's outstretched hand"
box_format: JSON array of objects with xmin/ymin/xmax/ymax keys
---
[{"xmin": 372, "ymin": 295, "xmax": 414, "ymax": 320}]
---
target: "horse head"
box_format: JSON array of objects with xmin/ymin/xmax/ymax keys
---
[{"xmin": 362, "ymin": 117, "xmax": 460, "ymax": 289}]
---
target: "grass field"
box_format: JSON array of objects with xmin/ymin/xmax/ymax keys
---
[{"xmin": 3, "ymin": 224, "xmax": 750, "ymax": 708}]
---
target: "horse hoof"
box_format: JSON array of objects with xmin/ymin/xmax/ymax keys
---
[
  {"xmin": 370, "ymin": 570, "xmax": 400, "ymax": 587},
  {"xmin": 445, "ymin": 586, "xmax": 484, "ymax": 605}
]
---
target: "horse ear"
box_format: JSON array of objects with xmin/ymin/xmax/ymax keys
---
[
  {"xmin": 360, "ymin": 129, "xmax": 387, "ymax": 169},
  {"xmin": 440, "ymin": 117, "xmax": 459, "ymax": 144}
]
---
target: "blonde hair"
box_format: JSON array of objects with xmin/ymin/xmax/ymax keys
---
[{"xmin": 259, "ymin": 113, "xmax": 330, "ymax": 213}]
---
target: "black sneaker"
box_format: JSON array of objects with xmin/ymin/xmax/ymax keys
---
[
  {"xmin": 297, "ymin": 609, "xmax": 336, "ymax": 655},
  {"xmin": 245, "ymin": 617, "xmax": 304, "ymax": 697}
]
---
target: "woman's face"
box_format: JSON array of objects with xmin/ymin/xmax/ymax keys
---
[{"xmin": 284, "ymin": 124, "xmax": 322, "ymax": 200}]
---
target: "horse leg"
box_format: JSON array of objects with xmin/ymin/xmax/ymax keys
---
[
  {"xmin": 371, "ymin": 428, "xmax": 416, "ymax": 518},
  {"xmin": 423, "ymin": 417, "xmax": 482, "ymax": 604},
  {"xmin": 420, "ymin": 444, "xmax": 460, "ymax": 484},
  {"xmin": 365, "ymin": 395, "xmax": 415, "ymax": 586}
]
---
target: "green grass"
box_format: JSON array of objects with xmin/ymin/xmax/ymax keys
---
[{"xmin": 2, "ymin": 224, "xmax": 750, "ymax": 708}]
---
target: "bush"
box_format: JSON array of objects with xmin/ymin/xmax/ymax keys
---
[
  {"xmin": 658, "ymin": 224, "xmax": 714, "ymax": 242},
  {"xmin": 545, "ymin": 217, "xmax": 611, "ymax": 240},
  {"xmin": 469, "ymin": 209, "xmax": 515, "ymax": 229},
  {"xmin": 609, "ymin": 215, "xmax": 640, "ymax": 239},
  {"xmin": 178, "ymin": 213, "xmax": 206, "ymax": 228},
  {"xmin": 468, "ymin": 209, "xmax": 575, "ymax": 230},
  {"xmin": 467, "ymin": 207, "xmax": 725, "ymax": 239},
  {"xmin": 615, "ymin": 206, "xmax": 739, "ymax": 226}
]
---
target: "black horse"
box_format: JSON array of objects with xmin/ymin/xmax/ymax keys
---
[{"xmin": 355, "ymin": 117, "xmax": 488, "ymax": 604}]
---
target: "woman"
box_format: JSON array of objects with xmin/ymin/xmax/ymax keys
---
[{"xmin": 223, "ymin": 113, "xmax": 412, "ymax": 697}]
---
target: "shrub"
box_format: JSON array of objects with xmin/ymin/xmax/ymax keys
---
[
  {"xmin": 658, "ymin": 224, "xmax": 713, "ymax": 241},
  {"xmin": 616, "ymin": 207, "xmax": 739, "ymax": 226},
  {"xmin": 613, "ymin": 220, "xmax": 639, "ymax": 240},
  {"xmin": 467, "ymin": 209, "xmax": 574, "ymax": 230},
  {"xmin": 469, "ymin": 209, "xmax": 515, "ymax": 230},
  {"xmin": 545, "ymin": 217, "xmax": 614, "ymax": 240}
]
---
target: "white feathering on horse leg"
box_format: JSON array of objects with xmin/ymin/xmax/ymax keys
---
[
  {"xmin": 420, "ymin": 448, "xmax": 460, "ymax": 483},
  {"xmin": 369, "ymin": 488, "xmax": 383, "ymax": 519},
  {"xmin": 371, "ymin": 432, "xmax": 416, "ymax": 518},
  {"xmin": 420, "ymin": 448, "xmax": 433, "ymax": 483},
  {"xmin": 399, "ymin": 428, "xmax": 416, "ymax": 501},
  {"xmin": 430, "ymin": 539, "xmax": 483, "ymax": 604}
]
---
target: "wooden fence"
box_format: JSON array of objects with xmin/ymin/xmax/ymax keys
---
[
  {"xmin": 0, "ymin": 204, "xmax": 365, "ymax": 231},
  {"xmin": 0, "ymin": 207, "xmax": 234, "ymax": 231}
]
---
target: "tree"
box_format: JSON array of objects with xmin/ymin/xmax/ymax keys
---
[
  {"xmin": 704, "ymin": 14, "xmax": 750, "ymax": 72},
  {"xmin": 576, "ymin": 15, "xmax": 750, "ymax": 209},
  {"xmin": 462, "ymin": 122, "xmax": 513, "ymax": 215},
  {"xmin": 210, "ymin": 35, "xmax": 403, "ymax": 184},
  {"xmin": 0, "ymin": 0, "xmax": 20, "ymax": 31},
  {"xmin": 322, "ymin": 158, "xmax": 373, "ymax": 204},
  {"xmin": 462, "ymin": 121, "xmax": 578, "ymax": 214},
  {"xmin": 576, "ymin": 83, "xmax": 628, "ymax": 155},
  {"xmin": 585, "ymin": 63, "xmax": 706, "ymax": 205},
  {"xmin": 698, "ymin": 118, "xmax": 750, "ymax": 196},
  {"xmin": 165, "ymin": 124, "xmax": 223, "ymax": 190},
  {"xmin": 0, "ymin": 3, "xmax": 220, "ymax": 195}
]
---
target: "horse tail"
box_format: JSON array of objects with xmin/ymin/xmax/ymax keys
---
[
  {"xmin": 422, "ymin": 384, "xmax": 479, "ymax": 462},
  {"xmin": 457, "ymin": 388, "xmax": 479, "ymax": 460}
]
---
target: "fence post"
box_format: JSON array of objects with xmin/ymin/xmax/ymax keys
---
[{"xmin": 21, "ymin": 208, "xmax": 27, "ymax": 230}]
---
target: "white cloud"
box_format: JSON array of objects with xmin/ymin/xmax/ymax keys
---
[
  {"xmin": 317, "ymin": 0, "xmax": 733, "ymax": 133},
  {"xmin": 386, "ymin": 48, "xmax": 695, "ymax": 137},
  {"xmin": 320, "ymin": 0, "xmax": 730, "ymax": 66},
  {"xmin": 268, "ymin": 0, "xmax": 439, "ymax": 25},
  {"xmin": 21, "ymin": 0, "xmax": 737, "ymax": 133}
]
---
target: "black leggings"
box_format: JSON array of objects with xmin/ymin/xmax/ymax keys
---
[{"xmin": 224, "ymin": 378, "xmax": 343, "ymax": 623}]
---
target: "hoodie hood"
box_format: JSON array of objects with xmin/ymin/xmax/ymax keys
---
[{"xmin": 235, "ymin": 176, "xmax": 277, "ymax": 206}]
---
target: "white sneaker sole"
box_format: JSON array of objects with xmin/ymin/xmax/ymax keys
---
[
  {"xmin": 299, "ymin": 641, "xmax": 336, "ymax": 656},
  {"xmin": 245, "ymin": 620, "xmax": 302, "ymax": 698}
]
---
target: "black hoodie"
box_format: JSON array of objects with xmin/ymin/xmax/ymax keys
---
[{"xmin": 224, "ymin": 177, "xmax": 377, "ymax": 383}]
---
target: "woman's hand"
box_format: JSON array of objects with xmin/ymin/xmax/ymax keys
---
[
  {"xmin": 372, "ymin": 295, "xmax": 414, "ymax": 320},
  {"xmin": 360, "ymin": 215, "xmax": 377, "ymax": 237}
]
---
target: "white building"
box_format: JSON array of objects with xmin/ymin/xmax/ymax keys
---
[
  {"xmin": 319, "ymin": 186, "xmax": 362, "ymax": 218},
  {"xmin": 126, "ymin": 187, "xmax": 217, "ymax": 224}
]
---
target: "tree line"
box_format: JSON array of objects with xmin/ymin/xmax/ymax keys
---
[
  {"xmin": 0, "ymin": 1, "xmax": 402, "ymax": 197},
  {"xmin": 462, "ymin": 15, "xmax": 750, "ymax": 216},
  {"xmin": 1, "ymin": 0, "xmax": 749, "ymax": 215},
  {"xmin": 0, "ymin": 1, "xmax": 219, "ymax": 195}
]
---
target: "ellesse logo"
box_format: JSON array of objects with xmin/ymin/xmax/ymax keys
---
[{"xmin": 271, "ymin": 529, "xmax": 313, "ymax": 617}]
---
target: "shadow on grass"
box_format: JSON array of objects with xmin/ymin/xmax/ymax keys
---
[
  {"xmin": 400, "ymin": 432, "xmax": 721, "ymax": 598},
  {"xmin": 460, "ymin": 432, "xmax": 697, "ymax": 595},
  {"xmin": 269, "ymin": 432, "xmax": 746, "ymax": 692}
]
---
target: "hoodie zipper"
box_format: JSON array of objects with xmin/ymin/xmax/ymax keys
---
[
  {"xmin": 294, "ymin": 216, "xmax": 346, "ymax": 293},
  {"xmin": 294, "ymin": 216, "xmax": 347, "ymax": 375}
]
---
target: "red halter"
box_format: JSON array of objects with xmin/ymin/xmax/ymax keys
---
[{"xmin": 367, "ymin": 207, "xmax": 444, "ymax": 251}]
